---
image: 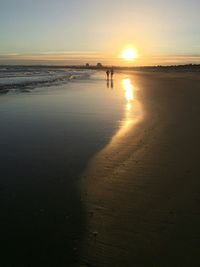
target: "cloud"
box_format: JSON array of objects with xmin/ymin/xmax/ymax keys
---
[{"xmin": 0, "ymin": 52, "xmax": 200, "ymax": 66}]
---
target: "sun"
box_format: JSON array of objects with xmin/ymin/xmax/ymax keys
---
[{"xmin": 122, "ymin": 47, "xmax": 138, "ymax": 61}]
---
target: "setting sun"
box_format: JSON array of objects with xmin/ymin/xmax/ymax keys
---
[{"xmin": 122, "ymin": 48, "xmax": 138, "ymax": 61}]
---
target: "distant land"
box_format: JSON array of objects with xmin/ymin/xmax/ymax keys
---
[
  {"xmin": 1, "ymin": 64, "xmax": 200, "ymax": 72},
  {"xmin": 74, "ymin": 63, "xmax": 200, "ymax": 72}
]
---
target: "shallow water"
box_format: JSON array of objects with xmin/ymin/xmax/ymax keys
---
[
  {"xmin": 0, "ymin": 66, "xmax": 93, "ymax": 90},
  {"xmin": 0, "ymin": 71, "xmax": 132, "ymax": 266}
]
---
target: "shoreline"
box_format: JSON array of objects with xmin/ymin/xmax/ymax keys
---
[
  {"xmin": 1, "ymin": 71, "xmax": 200, "ymax": 266},
  {"xmin": 80, "ymin": 71, "xmax": 200, "ymax": 266}
]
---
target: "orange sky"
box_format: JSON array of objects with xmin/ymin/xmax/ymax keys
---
[{"xmin": 1, "ymin": 0, "xmax": 200, "ymax": 65}]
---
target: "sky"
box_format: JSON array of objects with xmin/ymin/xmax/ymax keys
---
[{"xmin": 0, "ymin": 0, "xmax": 200, "ymax": 65}]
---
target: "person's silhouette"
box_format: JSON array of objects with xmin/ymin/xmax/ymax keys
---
[
  {"xmin": 110, "ymin": 68, "xmax": 114, "ymax": 80},
  {"xmin": 106, "ymin": 70, "xmax": 110, "ymax": 80}
]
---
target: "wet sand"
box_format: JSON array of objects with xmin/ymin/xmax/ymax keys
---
[
  {"xmin": 0, "ymin": 74, "xmax": 124, "ymax": 267},
  {"xmin": 81, "ymin": 72, "xmax": 200, "ymax": 266}
]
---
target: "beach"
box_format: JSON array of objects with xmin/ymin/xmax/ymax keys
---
[
  {"xmin": 0, "ymin": 70, "xmax": 200, "ymax": 266},
  {"xmin": 81, "ymin": 71, "xmax": 200, "ymax": 266}
]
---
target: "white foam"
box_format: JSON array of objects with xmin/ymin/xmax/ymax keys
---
[{"xmin": 0, "ymin": 67, "xmax": 94, "ymax": 91}]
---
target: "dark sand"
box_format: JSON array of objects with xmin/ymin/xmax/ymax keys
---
[{"xmin": 81, "ymin": 72, "xmax": 200, "ymax": 266}]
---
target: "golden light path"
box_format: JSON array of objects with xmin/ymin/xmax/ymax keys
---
[
  {"xmin": 108, "ymin": 77, "xmax": 142, "ymax": 145},
  {"xmin": 82, "ymin": 75, "xmax": 143, "ymax": 179},
  {"xmin": 81, "ymin": 75, "xmax": 143, "ymax": 215},
  {"xmin": 123, "ymin": 78, "xmax": 134, "ymax": 102}
]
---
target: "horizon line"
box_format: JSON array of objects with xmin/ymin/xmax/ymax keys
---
[{"xmin": 1, "ymin": 63, "xmax": 200, "ymax": 68}]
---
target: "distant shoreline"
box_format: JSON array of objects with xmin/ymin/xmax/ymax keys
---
[{"xmin": 1, "ymin": 64, "xmax": 200, "ymax": 72}]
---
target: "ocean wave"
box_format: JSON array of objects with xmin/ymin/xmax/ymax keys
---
[{"xmin": 0, "ymin": 66, "xmax": 94, "ymax": 92}]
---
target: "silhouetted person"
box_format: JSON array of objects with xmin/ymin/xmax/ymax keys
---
[
  {"xmin": 106, "ymin": 69, "xmax": 110, "ymax": 80},
  {"xmin": 110, "ymin": 68, "xmax": 114, "ymax": 80}
]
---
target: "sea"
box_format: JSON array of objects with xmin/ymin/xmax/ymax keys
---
[
  {"xmin": 0, "ymin": 66, "xmax": 93, "ymax": 92},
  {"xmin": 0, "ymin": 65, "xmax": 125, "ymax": 266}
]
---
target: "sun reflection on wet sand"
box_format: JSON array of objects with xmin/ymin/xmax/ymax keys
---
[
  {"xmin": 123, "ymin": 78, "xmax": 134, "ymax": 102},
  {"xmin": 81, "ymin": 75, "xmax": 143, "ymax": 259},
  {"xmin": 109, "ymin": 77, "xmax": 142, "ymax": 144},
  {"xmin": 81, "ymin": 74, "xmax": 143, "ymax": 262}
]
